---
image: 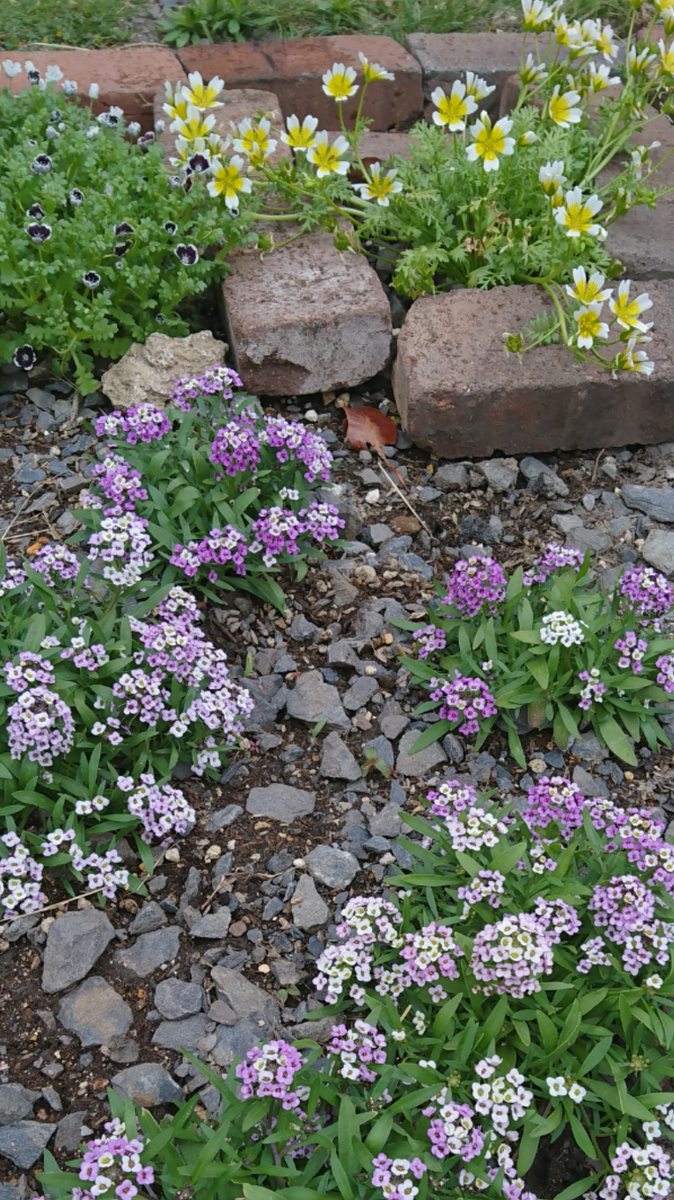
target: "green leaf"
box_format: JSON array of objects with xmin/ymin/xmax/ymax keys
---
[
  {"xmin": 535, "ymin": 1010, "xmax": 558, "ymax": 1053},
  {"xmin": 490, "ymin": 841, "xmax": 527, "ymax": 876},
  {"xmin": 365, "ymin": 1112, "xmax": 393, "ymax": 1155},
  {"xmin": 455, "ymin": 851, "xmax": 481, "ymax": 877},
  {"xmin": 554, "ymin": 1177, "xmax": 600, "ymax": 1200},
  {"xmin": 512, "ymin": 1019, "xmax": 531, "ymax": 1047},
  {"xmin": 578, "ymin": 1035, "xmax": 613, "ymax": 1077},
  {"xmin": 569, "ymin": 1114, "xmax": 596, "ymax": 1160},
  {"xmin": 432, "ymin": 992, "xmax": 464, "ymax": 1037},
  {"xmin": 407, "ymin": 720, "xmax": 452, "ymax": 753},
  {"xmin": 528, "ymin": 658, "xmax": 549, "ymax": 689},
  {"xmin": 599, "ymin": 715, "xmax": 638, "ymax": 765},
  {"xmin": 516, "ymin": 1123, "xmax": 540, "ymax": 1176},
  {"xmin": 330, "ymin": 1152, "xmax": 353, "ymax": 1200},
  {"xmin": 337, "ymin": 1095, "xmax": 360, "ymax": 1177}
]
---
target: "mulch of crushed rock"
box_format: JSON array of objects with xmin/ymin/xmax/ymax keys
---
[{"xmin": 1, "ymin": 360, "xmax": 674, "ymax": 1193}]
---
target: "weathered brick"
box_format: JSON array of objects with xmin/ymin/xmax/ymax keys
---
[
  {"xmin": 392, "ymin": 280, "xmax": 674, "ymax": 458},
  {"xmin": 154, "ymin": 87, "xmax": 291, "ymax": 166},
  {"xmin": 405, "ymin": 32, "xmax": 540, "ymax": 116},
  {"xmin": 180, "ymin": 35, "xmax": 423, "ymax": 130},
  {"xmin": 601, "ymin": 112, "xmax": 674, "ymax": 280},
  {"xmin": 222, "ymin": 228, "xmax": 392, "ymax": 394},
  {"xmin": 10, "ymin": 48, "xmax": 184, "ymax": 129},
  {"xmin": 326, "ymin": 130, "xmax": 412, "ymax": 170}
]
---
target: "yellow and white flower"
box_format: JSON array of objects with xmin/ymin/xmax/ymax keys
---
[
  {"xmin": 519, "ymin": 130, "xmax": 537, "ymax": 145},
  {"xmin": 207, "ymin": 155, "xmax": 252, "ymax": 209},
  {"xmin": 573, "ymin": 303, "xmax": 609, "ymax": 349},
  {"xmin": 280, "ymin": 114, "xmax": 319, "ymax": 152},
  {"xmin": 539, "ymin": 159, "xmax": 566, "ymax": 192},
  {"xmin": 565, "ymin": 266, "xmax": 612, "ymax": 305},
  {"xmin": 628, "ymin": 44, "xmax": 658, "ymax": 76},
  {"xmin": 594, "ymin": 22, "xmax": 619, "ymax": 59},
  {"xmin": 181, "ymin": 71, "xmax": 225, "ymax": 110},
  {"xmin": 163, "ymin": 80, "xmax": 189, "ymax": 124},
  {"xmin": 353, "ymin": 162, "xmax": 403, "ymax": 206},
  {"xmin": 549, "ymin": 85, "xmax": 582, "ymax": 127},
  {"xmin": 358, "ymin": 51, "xmax": 394, "ymax": 82},
  {"xmin": 232, "ymin": 116, "xmax": 277, "ymax": 163},
  {"xmin": 466, "ymin": 113, "xmax": 515, "ymax": 172},
  {"xmin": 588, "ymin": 61, "xmax": 620, "ymax": 90},
  {"xmin": 613, "ymin": 335, "xmax": 655, "ymax": 376},
  {"xmin": 308, "ymin": 131, "xmax": 350, "ymax": 177},
  {"xmin": 555, "ymin": 187, "xmax": 604, "ymax": 238},
  {"xmin": 430, "ymin": 81, "xmax": 478, "ymax": 131},
  {"xmin": 659, "ymin": 37, "xmax": 674, "ymax": 72},
  {"xmin": 465, "ymin": 70, "xmax": 495, "ymax": 100},
  {"xmin": 322, "ymin": 62, "xmax": 358, "ymax": 102},
  {"xmin": 520, "ymin": 53, "xmax": 548, "ymax": 85},
  {"xmin": 630, "ymin": 140, "xmax": 661, "ymax": 179},
  {"xmin": 521, "ymin": 0, "xmax": 554, "ymax": 30},
  {"xmin": 170, "ymin": 105, "xmax": 216, "ymax": 142},
  {"xmin": 554, "ymin": 15, "xmax": 585, "ymax": 49},
  {"xmin": 609, "ymin": 281, "xmax": 653, "ymax": 331}
]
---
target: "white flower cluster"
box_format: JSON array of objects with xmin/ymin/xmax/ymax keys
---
[
  {"xmin": 546, "ymin": 1076, "xmax": 587, "ymax": 1100},
  {"xmin": 444, "ymin": 807, "xmax": 509, "ymax": 853},
  {"xmin": 472, "ymin": 1056, "xmax": 534, "ymax": 1133},
  {"xmin": 540, "ymin": 610, "xmax": 586, "ymax": 646}
]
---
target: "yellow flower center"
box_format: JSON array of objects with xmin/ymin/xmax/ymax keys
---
[
  {"xmin": 179, "ymin": 117, "xmax": 210, "ymax": 140},
  {"xmin": 550, "ymin": 94, "xmax": 571, "ymax": 123},
  {"xmin": 475, "ymin": 124, "xmax": 506, "ymax": 161},
  {"xmin": 563, "ymin": 202, "xmax": 594, "ymax": 234},
  {"xmin": 287, "ymin": 126, "xmax": 315, "ymax": 150},
  {"xmin": 313, "ymin": 143, "xmax": 343, "ymax": 172},
  {"xmin": 613, "ymin": 296, "xmax": 644, "ymax": 327},
  {"xmin": 326, "ymin": 73, "xmax": 354, "ymax": 100},
  {"xmin": 436, "ymin": 93, "xmax": 468, "ymax": 125},
  {"xmin": 215, "ymin": 165, "xmax": 244, "ymax": 198},
  {"xmin": 185, "ymin": 83, "xmax": 219, "ymax": 108},
  {"xmin": 240, "ymin": 127, "xmax": 269, "ymax": 155},
  {"xmin": 573, "ymin": 278, "xmax": 602, "ymax": 302},
  {"xmin": 576, "ymin": 310, "xmax": 602, "ymax": 340},
  {"xmin": 367, "ymin": 174, "xmax": 396, "ymax": 201}
]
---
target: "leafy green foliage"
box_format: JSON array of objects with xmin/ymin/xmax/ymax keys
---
[{"xmin": 0, "ymin": 0, "xmax": 143, "ymax": 49}]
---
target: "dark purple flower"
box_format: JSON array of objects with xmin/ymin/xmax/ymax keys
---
[
  {"xmin": 175, "ymin": 243, "xmax": 199, "ymax": 266},
  {"xmin": 114, "ymin": 221, "xmax": 135, "ymax": 236},
  {"xmin": 69, "ymin": 188, "xmax": 84, "ymax": 206},
  {"xmin": 187, "ymin": 152, "xmax": 210, "ymax": 174},
  {"xmin": 13, "ymin": 345, "xmax": 36, "ymax": 370},
  {"xmin": 114, "ymin": 241, "xmax": 131, "ymax": 257},
  {"xmin": 27, "ymin": 203, "xmax": 45, "ymax": 219},
  {"xmin": 51, "ymin": 108, "xmax": 63, "ymax": 121},
  {"xmin": 82, "ymin": 270, "xmax": 101, "ymax": 288},
  {"xmin": 26, "ymin": 223, "xmax": 52, "ymax": 244},
  {"xmin": 155, "ymin": 313, "xmax": 165, "ymax": 324},
  {"xmin": 168, "ymin": 174, "xmax": 183, "ymax": 189},
  {"xmin": 27, "ymin": 68, "xmax": 41, "ymax": 85},
  {"xmin": 137, "ymin": 132, "xmax": 155, "ymax": 150},
  {"xmin": 30, "ymin": 154, "xmax": 52, "ymax": 175},
  {"xmin": 163, "ymin": 220, "xmax": 177, "ymax": 235}
]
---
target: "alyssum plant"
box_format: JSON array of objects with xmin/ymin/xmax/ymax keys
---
[
  {"xmin": 35, "ymin": 775, "xmax": 674, "ymax": 1200},
  {"xmin": 0, "ymin": 60, "xmax": 251, "ymax": 394},
  {"xmin": 394, "ymin": 546, "xmax": 674, "ymax": 767},
  {"xmin": 161, "ymin": 0, "xmax": 674, "ymax": 376}
]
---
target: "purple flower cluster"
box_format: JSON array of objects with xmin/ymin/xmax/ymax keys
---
[
  {"xmin": 30, "ymin": 543, "xmax": 82, "ymax": 588},
  {"xmin": 69, "ymin": 844, "xmax": 129, "ymax": 901},
  {"xmin": 523, "ymin": 542, "xmax": 584, "ymax": 585},
  {"xmin": 95, "ymin": 403, "xmax": 172, "ymax": 444},
  {"xmin": 210, "ymin": 414, "xmax": 261, "ymax": 476},
  {"xmin": 614, "ymin": 631, "xmax": 648, "ymax": 673},
  {"xmin": 470, "ymin": 912, "xmax": 555, "ymax": 998},
  {"xmin": 87, "ymin": 509, "xmax": 153, "ymax": 588},
  {"xmin": 399, "ymin": 921, "xmax": 463, "ymax": 990},
  {"xmin": 599, "ymin": 1139, "xmax": 672, "ymax": 1200},
  {"xmin": 90, "ymin": 454, "xmax": 148, "ymax": 511},
  {"xmin": 0, "ymin": 557, "xmax": 27, "ymax": 599},
  {"xmin": 656, "ymin": 652, "xmax": 674, "ymax": 693},
  {"xmin": 370, "ymin": 1155, "xmax": 427, "ymax": 1200},
  {"xmin": 300, "ymin": 502, "xmax": 343, "ymax": 542},
  {"xmin": 429, "ymin": 670, "xmax": 497, "ymax": 735},
  {"xmin": 424, "ymin": 1094, "xmax": 483, "ymax": 1161},
  {"xmin": 533, "ymin": 896, "xmax": 581, "ymax": 941},
  {"xmin": 588, "ymin": 874, "xmax": 674, "ymax": 975},
  {"xmin": 412, "ymin": 624, "xmax": 447, "ymax": 658},
  {"xmin": 439, "ymin": 806, "xmax": 510, "ymax": 853},
  {"xmin": 520, "ymin": 776, "xmax": 587, "ymax": 840},
  {"xmin": 170, "ymin": 525, "xmax": 249, "ymax": 580},
  {"xmin": 7, "ymin": 685, "xmax": 75, "ymax": 766},
  {"xmin": 235, "ymin": 1040, "xmax": 307, "ymax": 1110},
  {"xmin": 327, "ymin": 1019, "xmax": 387, "ymax": 1082},
  {"xmin": 259, "ymin": 415, "xmax": 333, "ymax": 483},
  {"xmin": 168, "ymin": 365, "xmax": 243, "ymax": 411},
  {"xmin": 313, "ymin": 896, "xmax": 403, "ymax": 1005},
  {"xmin": 122, "ymin": 773, "xmax": 196, "ymax": 842},
  {"xmin": 0, "ymin": 833, "xmax": 46, "ymax": 916},
  {"xmin": 75, "ymin": 1114, "xmax": 154, "ymax": 1200},
  {"xmin": 619, "ymin": 564, "xmax": 674, "ymax": 619},
  {"xmin": 578, "ymin": 668, "xmax": 607, "ymax": 710},
  {"xmin": 441, "ymin": 555, "xmax": 507, "ymax": 618},
  {"xmin": 3, "ymin": 651, "xmax": 55, "ymax": 692},
  {"xmin": 426, "ymin": 778, "xmax": 479, "ymax": 816},
  {"xmin": 458, "ymin": 869, "xmax": 506, "ymax": 914},
  {"xmin": 250, "ymin": 507, "xmax": 305, "ymax": 567}
]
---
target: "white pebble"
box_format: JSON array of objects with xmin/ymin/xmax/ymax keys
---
[
  {"xmin": 304, "ymin": 409, "xmax": 318, "ymax": 422},
  {"xmin": 293, "ymin": 857, "xmax": 306, "ymax": 868},
  {"xmin": 165, "ymin": 847, "xmax": 180, "ymax": 863},
  {"xmin": 365, "ymin": 489, "xmax": 380, "ymax": 504}
]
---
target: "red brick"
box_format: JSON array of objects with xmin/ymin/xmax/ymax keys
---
[
  {"xmin": 392, "ymin": 281, "xmax": 674, "ymax": 458},
  {"xmin": 180, "ymin": 35, "xmax": 423, "ymax": 131},
  {"xmin": 405, "ymin": 32, "xmax": 541, "ymax": 117},
  {"xmin": 601, "ymin": 111, "xmax": 674, "ymax": 280},
  {"xmin": 154, "ymin": 87, "xmax": 291, "ymax": 166},
  {"xmin": 222, "ymin": 227, "xmax": 392, "ymax": 394},
  {"xmin": 10, "ymin": 47, "xmax": 185, "ymax": 130},
  {"xmin": 326, "ymin": 130, "xmax": 412, "ymax": 174}
]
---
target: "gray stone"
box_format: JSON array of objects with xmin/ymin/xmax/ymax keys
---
[
  {"xmin": 396, "ymin": 728, "xmax": 447, "ymax": 776},
  {"xmin": 319, "ymin": 731, "xmax": 361, "ymax": 781},
  {"xmin": 41, "ymin": 1086, "xmax": 62, "ymax": 1113},
  {"xmin": 400, "ymin": 553, "xmax": 433, "ymax": 580},
  {"xmin": 434, "ymin": 463, "xmax": 468, "ymax": 491},
  {"xmin": 289, "ymin": 613, "xmax": 319, "ymax": 642},
  {"xmin": 151, "ymin": 1014, "xmax": 212, "ymax": 1052},
  {"xmin": 364, "ymin": 835, "xmax": 391, "ymax": 852},
  {"xmin": 369, "ymin": 805, "xmax": 403, "ymax": 838},
  {"xmin": 476, "ymin": 457, "xmax": 519, "ymax": 492},
  {"xmin": 111, "ymin": 1063, "xmax": 184, "ymax": 1106},
  {"xmin": 317, "ymin": 489, "xmax": 364, "ymax": 541},
  {"xmin": 58, "ymin": 977, "xmax": 133, "ymax": 1047},
  {"xmin": 190, "ymin": 909, "xmax": 231, "ymax": 939},
  {"xmin": 206, "ymin": 804, "xmax": 244, "ymax": 833},
  {"xmin": 263, "ymin": 897, "xmax": 284, "ymax": 920},
  {"xmin": 114, "ymin": 926, "xmax": 180, "ymax": 977},
  {"xmin": 570, "ymin": 734, "xmax": 609, "ymax": 763},
  {"xmin": 442, "ymin": 733, "xmax": 464, "ymax": 763},
  {"xmin": 520, "ymin": 456, "xmax": 569, "ymax": 497},
  {"xmin": 285, "ymin": 1016, "xmax": 336, "ymax": 1044},
  {"xmin": 552, "ymin": 513, "xmax": 583, "ymax": 533},
  {"xmin": 286, "ymin": 671, "xmax": 350, "ymax": 729},
  {"xmin": 129, "ymin": 902, "xmax": 167, "ymax": 936},
  {"xmin": 572, "ymin": 765, "xmax": 610, "ymax": 798},
  {"xmin": 305, "ymin": 845, "xmax": 359, "ymax": 889},
  {"xmin": 4, "ymin": 914, "xmax": 39, "ymax": 943},
  {"xmin": 368, "ymin": 523, "xmax": 394, "ymax": 546},
  {"xmin": 642, "ymin": 529, "xmax": 674, "ymax": 576},
  {"xmin": 101, "ymin": 330, "xmax": 227, "ymax": 409},
  {"xmin": 54, "ymin": 1110, "xmax": 88, "ymax": 1153},
  {"xmin": 353, "ymin": 608, "xmax": 386, "ymax": 640},
  {"xmin": 417, "ymin": 486, "xmax": 442, "ymax": 502},
  {"xmin": 15, "ymin": 465, "xmax": 46, "ymax": 484},
  {"xmin": 379, "ymin": 701, "xmax": 410, "ymax": 739},
  {"xmin": 270, "ymin": 960, "xmax": 303, "ymax": 986},
  {"xmin": 247, "ymin": 783, "xmax": 315, "ymax": 823},
  {"xmin": 342, "ymin": 675, "xmax": 379, "ymax": 711},
  {"xmin": 363, "ymin": 734, "xmax": 395, "ymax": 767},
  {"xmin": 292, "ymin": 875, "xmax": 329, "ymax": 930},
  {"xmin": 565, "ymin": 526, "xmax": 613, "ymax": 553},
  {"xmin": 0, "ymin": 1122, "xmax": 55, "ymax": 1169},
  {"xmin": 331, "ymin": 572, "xmax": 359, "ymax": 607},
  {"xmin": 209, "ymin": 966, "xmax": 279, "ymax": 1068},
  {"xmin": 0, "ymin": 1085, "xmax": 39, "ymax": 1126},
  {"xmin": 154, "ymin": 978, "xmax": 204, "ymax": 1020},
  {"xmin": 42, "ymin": 910, "xmax": 116, "ymax": 994},
  {"xmin": 327, "ymin": 640, "xmax": 361, "ymax": 670}
]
